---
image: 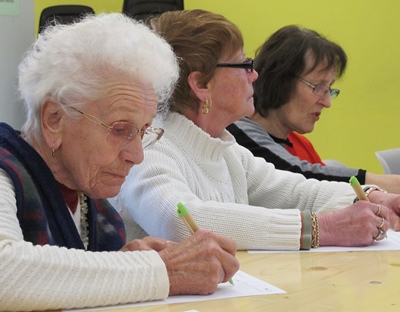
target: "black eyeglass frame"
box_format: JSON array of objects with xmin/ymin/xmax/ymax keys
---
[{"xmin": 216, "ymin": 58, "xmax": 254, "ymax": 73}]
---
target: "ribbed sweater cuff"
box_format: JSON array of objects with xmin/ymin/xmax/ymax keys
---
[{"xmin": 301, "ymin": 210, "xmax": 311, "ymax": 250}]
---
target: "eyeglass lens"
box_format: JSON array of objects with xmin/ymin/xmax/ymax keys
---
[
  {"xmin": 142, "ymin": 128, "xmax": 164, "ymax": 149},
  {"xmin": 107, "ymin": 125, "xmax": 162, "ymax": 149},
  {"xmin": 110, "ymin": 122, "xmax": 138, "ymax": 140},
  {"xmin": 71, "ymin": 107, "xmax": 162, "ymax": 149},
  {"xmin": 298, "ymin": 78, "xmax": 340, "ymax": 100},
  {"xmin": 314, "ymin": 85, "xmax": 340, "ymax": 99}
]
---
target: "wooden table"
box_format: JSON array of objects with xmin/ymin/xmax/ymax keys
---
[{"xmin": 98, "ymin": 250, "xmax": 400, "ymax": 312}]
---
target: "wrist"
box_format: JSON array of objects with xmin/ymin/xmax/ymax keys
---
[{"xmin": 316, "ymin": 213, "xmax": 335, "ymax": 247}]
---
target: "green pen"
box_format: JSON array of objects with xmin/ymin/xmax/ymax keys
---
[
  {"xmin": 349, "ymin": 176, "xmax": 369, "ymax": 201},
  {"xmin": 177, "ymin": 202, "xmax": 234, "ymax": 285}
]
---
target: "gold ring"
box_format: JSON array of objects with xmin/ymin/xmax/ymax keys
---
[
  {"xmin": 375, "ymin": 205, "xmax": 381, "ymax": 217},
  {"xmin": 373, "ymin": 228, "xmax": 384, "ymax": 240},
  {"xmin": 378, "ymin": 217, "xmax": 385, "ymax": 229}
]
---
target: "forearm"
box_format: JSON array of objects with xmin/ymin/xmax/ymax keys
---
[
  {"xmin": 130, "ymin": 186, "xmax": 303, "ymax": 250},
  {"xmin": 365, "ymin": 172, "xmax": 400, "ymax": 194},
  {"xmin": 0, "ymin": 170, "xmax": 169, "ymax": 311},
  {"xmin": 117, "ymin": 147, "xmax": 303, "ymax": 250},
  {"xmin": 0, "ymin": 241, "xmax": 169, "ymax": 311}
]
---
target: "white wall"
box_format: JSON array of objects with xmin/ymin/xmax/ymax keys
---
[{"xmin": 0, "ymin": 1, "xmax": 35, "ymax": 129}]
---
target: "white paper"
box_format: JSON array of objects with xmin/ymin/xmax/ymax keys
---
[
  {"xmin": 249, "ymin": 229, "xmax": 400, "ymax": 253},
  {"xmin": 67, "ymin": 270, "xmax": 285, "ymax": 311}
]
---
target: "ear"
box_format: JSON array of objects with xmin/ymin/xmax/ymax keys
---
[
  {"xmin": 41, "ymin": 99, "xmax": 64, "ymax": 150},
  {"xmin": 188, "ymin": 71, "xmax": 211, "ymax": 102}
]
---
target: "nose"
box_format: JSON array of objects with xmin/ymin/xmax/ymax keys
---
[
  {"xmin": 249, "ymin": 69, "xmax": 258, "ymax": 82},
  {"xmin": 121, "ymin": 136, "xmax": 145, "ymax": 165},
  {"xmin": 319, "ymin": 92, "xmax": 331, "ymax": 108}
]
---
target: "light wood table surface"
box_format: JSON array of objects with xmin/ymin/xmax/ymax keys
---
[{"xmin": 97, "ymin": 250, "xmax": 400, "ymax": 312}]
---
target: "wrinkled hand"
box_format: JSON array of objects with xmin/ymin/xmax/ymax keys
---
[
  {"xmin": 158, "ymin": 229, "xmax": 239, "ymax": 296},
  {"xmin": 120, "ymin": 236, "xmax": 176, "ymax": 252},
  {"xmin": 368, "ymin": 191, "xmax": 400, "ymax": 231},
  {"xmin": 318, "ymin": 200, "xmax": 390, "ymax": 247}
]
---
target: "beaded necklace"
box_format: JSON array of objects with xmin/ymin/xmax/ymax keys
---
[
  {"xmin": 79, "ymin": 193, "xmax": 89, "ymax": 250},
  {"xmin": 58, "ymin": 183, "xmax": 89, "ymax": 249}
]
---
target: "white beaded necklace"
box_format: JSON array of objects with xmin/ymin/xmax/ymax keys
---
[{"xmin": 79, "ymin": 193, "xmax": 89, "ymax": 250}]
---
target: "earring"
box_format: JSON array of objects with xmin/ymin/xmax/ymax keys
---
[
  {"xmin": 51, "ymin": 143, "xmax": 55, "ymax": 158},
  {"xmin": 201, "ymin": 99, "xmax": 212, "ymax": 115}
]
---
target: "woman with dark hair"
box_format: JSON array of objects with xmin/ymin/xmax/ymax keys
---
[{"xmin": 228, "ymin": 25, "xmax": 400, "ymax": 192}]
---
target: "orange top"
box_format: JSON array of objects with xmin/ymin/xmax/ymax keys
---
[{"xmin": 286, "ymin": 132, "xmax": 325, "ymax": 166}]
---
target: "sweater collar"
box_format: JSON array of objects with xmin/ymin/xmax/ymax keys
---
[{"xmin": 159, "ymin": 112, "xmax": 236, "ymax": 162}]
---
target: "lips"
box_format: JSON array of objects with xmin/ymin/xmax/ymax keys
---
[
  {"xmin": 114, "ymin": 173, "xmax": 129, "ymax": 179},
  {"xmin": 107, "ymin": 172, "xmax": 129, "ymax": 181},
  {"xmin": 312, "ymin": 112, "xmax": 321, "ymax": 121}
]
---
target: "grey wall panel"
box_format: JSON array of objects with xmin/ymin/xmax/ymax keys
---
[{"xmin": 0, "ymin": 1, "xmax": 35, "ymax": 129}]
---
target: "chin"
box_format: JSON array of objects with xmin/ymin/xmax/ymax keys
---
[
  {"xmin": 103, "ymin": 188, "xmax": 121, "ymax": 199},
  {"xmin": 307, "ymin": 126, "xmax": 315, "ymax": 133},
  {"xmin": 247, "ymin": 111, "xmax": 255, "ymax": 118},
  {"xmin": 87, "ymin": 186, "xmax": 121, "ymax": 199}
]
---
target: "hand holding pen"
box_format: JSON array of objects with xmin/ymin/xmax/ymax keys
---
[
  {"xmin": 350, "ymin": 176, "xmax": 388, "ymax": 240},
  {"xmin": 156, "ymin": 203, "xmax": 239, "ymax": 295},
  {"xmin": 177, "ymin": 202, "xmax": 236, "ymax": 286}
]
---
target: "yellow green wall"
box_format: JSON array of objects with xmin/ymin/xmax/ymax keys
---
[{"xmin": 35, "ymin": 0, "xmax": 400, "ymax": 173}]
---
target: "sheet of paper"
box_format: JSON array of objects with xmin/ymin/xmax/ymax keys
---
[
  {"xmin": 67, "ymin": 270, "xmax": 285, "ymax": 311},
  {"xmin": 249, "ymin": 229, "xmax": 400, "ymax": 254}
]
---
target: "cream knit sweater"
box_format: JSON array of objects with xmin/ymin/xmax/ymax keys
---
[
  {"xmin": 0, "ymin": 170, "xmax": 169, "ymax": 311},
  {"xmin": 114, "ymin": 112, "xmax": 357, "ymax": 250}
]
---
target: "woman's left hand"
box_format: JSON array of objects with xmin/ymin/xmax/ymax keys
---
[{"xmin": 120, "ymin": 236, "xmax": 176, "ymax": 252}]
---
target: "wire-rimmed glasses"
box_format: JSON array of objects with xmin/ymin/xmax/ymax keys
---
[
  {"xmin": 216, "ymin": 58, "xmax": 254, "ymax": 73},
  {"xmin": 298, "ymin": 77, "xmax": 340, "ymax": 100},
  {"xmin": 70, "ymin": 107, "xmax": 164, "ymax": 149}
]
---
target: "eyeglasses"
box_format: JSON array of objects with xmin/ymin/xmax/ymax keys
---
[
  {"xmin": 70, "ymin": 107, "xmax": 164, "ymax": 149},
  {"xmin": 298, "ymin": 77, "xmax": 340, "ymax": 100},
  {"xmin": 216, "ymin": 58, "xmax": 254, "ymax": 73}
]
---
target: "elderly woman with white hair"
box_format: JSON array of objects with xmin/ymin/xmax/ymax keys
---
[{"xmin": 0, "ymin": 13, "xmax": 238, "ymax": 311}]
